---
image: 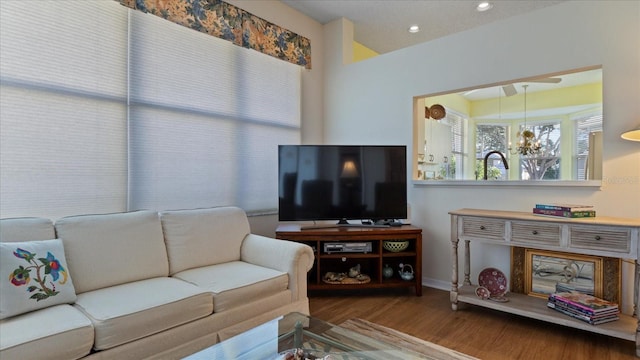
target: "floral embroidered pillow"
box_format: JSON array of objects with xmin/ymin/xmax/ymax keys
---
[{"xmin": 0, "ymin": 239, "xmax": 77, "ymax": 319}]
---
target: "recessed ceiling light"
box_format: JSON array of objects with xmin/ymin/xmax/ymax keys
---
[
  {"xmin": 477, "ymin": 1, "xmax": 493, "ymax": 12},
  {"xmin": 408, "ymin": 25, "xmax": 420, "ymax": 33}
]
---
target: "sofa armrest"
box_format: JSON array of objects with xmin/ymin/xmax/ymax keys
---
[{"xmin": 240, "ymin": 234, "xmax": 314, "ymax": 302}]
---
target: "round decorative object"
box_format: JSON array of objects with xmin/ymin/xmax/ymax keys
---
[
  {"xmin": 475, "ymin": 286, "xmax": 491, "ymax": 300},
  {"xmin": 429, "ymin": 104, "xmax": 446, "ymax": 120},
  {"xmin": 478, "ymin": 267, "xmax": 508, "ymax": 297},
  {"xmin": 383, "ymin": 240, "xmax": 409, "ymax": 252}
]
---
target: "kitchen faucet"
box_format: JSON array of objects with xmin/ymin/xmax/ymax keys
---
[{"xmin": 483, "ymin": 150, "xmax": 509, "ymax": 180}]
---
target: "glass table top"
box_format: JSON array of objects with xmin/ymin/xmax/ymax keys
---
[{"xmin": 184, "ymin": 312, "xmax": 431, "ymax": 360}]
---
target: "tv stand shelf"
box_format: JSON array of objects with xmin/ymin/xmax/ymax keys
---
[{"xmin": 276, "ymin": 224, "xmax": 422, "ymax": 296}]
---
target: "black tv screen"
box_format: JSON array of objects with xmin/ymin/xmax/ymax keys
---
[{"xmin": 278, "ymin": 145, "xmax": 407, "ymax": 223}]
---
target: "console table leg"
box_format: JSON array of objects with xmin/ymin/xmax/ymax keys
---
[
  {"xmin": 635, "ymin": 261, "xmax": 639, "ymax": 317},
  {"xmin": 633, "ymin": 260, "xmax": 640, "ymax": 357},
  {"xmin": 451, "ymin": 237, "xmax": 459, "ymax": 310},
  {"xmin": 463, "ymin": 240, "xmax": 471, "ymax": 286},
  {"xmin": 636, "ymin": 327, "xmax": 640, "ymax": 357},
  {"xmin": 451, "ymin": 216, "xmax": 459, "ymax": 311}
]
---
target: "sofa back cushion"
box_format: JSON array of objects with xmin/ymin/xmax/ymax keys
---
[
  {"xmin": 0, "ymin": 217, "xmax": 56, "ymax": 242},
  {"xmin": 55, "ymin": 211, "xmax": 168, "ymax": 294},
  {"xmin": 160, "ymin": 207, "xmax": 251, "ymax": 275}
]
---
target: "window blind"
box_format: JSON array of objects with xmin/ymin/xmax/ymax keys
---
[
  {"xmin": 128, "ymin": 11, "xmax": 301, "ymax": 213},
  {"xmin": 0, "ymin": 1, "xmax": 129, "ymax": 220},
  {"xmin": 574, "ymin": 113, "xmax": 603, "ymax": 180},
  {"xmin": 1, "ymin": 2, "xmax": 301, "ymax": 219}
]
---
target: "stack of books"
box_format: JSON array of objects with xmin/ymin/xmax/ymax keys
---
[
  {"xmin": 547, "ymin": 292, "xmax": 619, "ymax": 325},
  {"xmin": 533, "ymin": 203, "xmax": 596, "ymax": 218}
]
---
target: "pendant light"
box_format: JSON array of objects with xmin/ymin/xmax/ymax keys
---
[{"xmin": 511, "ymin": 85, "xmax": 541, "ymax": 156}]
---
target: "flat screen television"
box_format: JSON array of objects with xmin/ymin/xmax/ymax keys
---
[{"xmin": 278, "ymin": 145, "xmax": 407, "ymax": 224}]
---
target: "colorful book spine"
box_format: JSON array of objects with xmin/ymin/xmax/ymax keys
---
[
  {"xmin": 549, "ymin": 293, "xmax": 618, "ymax": 314},
  {"xmin": 548, "ymin": 298, "xmax": 619, "ymax": 318},
  {"xmin": 547, "ymin": 302, "xmax": 619, "ymax": 325},
  {"xmin": 547, "ymin": 302, "xmax": 592, "ymax": 321},
  {"xmin": 588, "ymin": 317, "xmax": 620, "ymax": 325},
  {"xmin": 533, "ymin": 208, "xmax": 596, "ymax": 218},
  {"xmin": 535, "ymin": 203, "xmax": 594, "ymax": 212}
]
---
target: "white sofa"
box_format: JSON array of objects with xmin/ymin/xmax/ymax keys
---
[{"xmin": 0, "ymin": 207, "xmax": 314, "ymax": 360}]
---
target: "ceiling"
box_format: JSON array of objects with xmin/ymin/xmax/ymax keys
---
[
  {"xmin": 280, "ymin": 0, "xmax": 599, "ymax": 119},
  {"xmin": 458, "ymin": 68, "xmax": 602, "ymax": 101},
  {"xmin": 458, "ymin": 68, "xmax": 603, "ymax": 120},
  {"xmin": 281, "ymin": 0, "xmax": 567, "ymax": 54}
]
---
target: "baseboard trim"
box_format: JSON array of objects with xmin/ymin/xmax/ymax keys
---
[{"xmin": 422, "ymin": 277, "xmax": 450, "ymax": 291}]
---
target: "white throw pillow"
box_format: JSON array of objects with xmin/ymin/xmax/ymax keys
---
[{"xmin": 0, "ymin": 239, "xmax": 77, "ymax": 319}]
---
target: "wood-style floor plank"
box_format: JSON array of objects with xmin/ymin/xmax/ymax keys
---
[{"xmin": 309, "ymin": 287, "xmax": 636, "ymax": 359}]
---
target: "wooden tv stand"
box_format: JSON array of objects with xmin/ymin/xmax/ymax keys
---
[
  {"xmin": 276, "ymin": 224, "xmax": 422, "ymax": 296},
  {"xmin": 449, "ymin": 208, "xmax": 640, "ymax": 356}
]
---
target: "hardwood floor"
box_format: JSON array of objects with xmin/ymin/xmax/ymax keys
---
[{"xmin": 309, "ymin": 287, "xmax": 636, "ymax": 360}]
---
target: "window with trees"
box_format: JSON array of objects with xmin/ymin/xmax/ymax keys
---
[
  {"xmin": 518, "ymin": 122, "xmax": 561, "ymax": 180},
  {"xmin": 476, "ymin": 125, "xmax": 509, "ymax": 180}
]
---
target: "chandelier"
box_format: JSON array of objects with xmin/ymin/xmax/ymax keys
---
[{"xmin": 510, "ymin": 85, "xmax": 541, "ymax": 156}]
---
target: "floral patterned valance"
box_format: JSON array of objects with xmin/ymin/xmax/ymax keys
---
[{"xmin": 118, "ymin": 0, "xmax": 311, "ymax": 69}]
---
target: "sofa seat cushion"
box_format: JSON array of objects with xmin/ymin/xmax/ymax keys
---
[
  {"xmin": 0, "ymin": 304, "xmax": 94, "ymax": 360},
  {"xmin": 173, "ymin": 261, "xmax": 288, "ymax": 312},
  {"xmin": 73, "ymin": 277, "xmax": 213, "ymax": 351}
]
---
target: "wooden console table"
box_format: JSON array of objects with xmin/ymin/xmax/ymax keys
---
[
  {"xmin": 276, "ymin": 225, "xmax": 422, "ymax": 296},
  {"xmin": 449, "ymin": 208, "xmax": 640, "ymax": 356}
]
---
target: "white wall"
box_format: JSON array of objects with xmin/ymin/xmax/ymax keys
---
[
  {"xmin": 320, "ymin": 1, "xmax": 640, "ymax": 313},
  {"xmin": 239, "ymin": 0, "xmax": 639, "ymax": 313}
]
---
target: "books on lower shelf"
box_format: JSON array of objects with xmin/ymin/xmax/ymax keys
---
[
  {"xmin": 548, "ymin": 302, "xmax": 619, "ymax": 325},
  {"xmin": 533, "ymin": 208, "xmax": 596, "ymax": 218},
  {"xmin": 547, "ymin": 292, "xmax": 619, "ymax": 325}
]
